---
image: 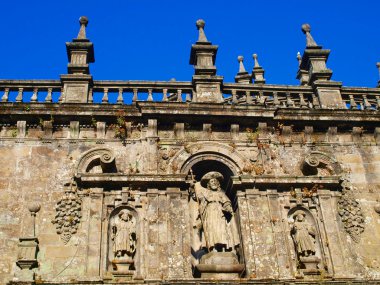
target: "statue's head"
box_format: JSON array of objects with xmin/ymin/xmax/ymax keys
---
[
  {"xmin": 119, "ymin": 210, "xmax": 131, "ymax": 221},
  {"xmin": 296, "ymin": 214, "xmax": 305, "ymax": 222},
  {"xmin": 201, "ymin": 171, "xmax": 224, "ymax": 191},
  {"xmin": 207, "ymin": 178, "xmax": 220, "ymax": 191},
  {"xmin": 293, "ymin": 211, "xmax": 306, "ymax": 222}
]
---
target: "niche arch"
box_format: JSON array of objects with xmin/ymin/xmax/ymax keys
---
[
  {"xmin": 75, "ymin": 147, "xmax": 117, "ymax": 175},
  {"xmin": 287, "ymin": 206, "xmax": 324, "ymax": 274},
  {"xmin": 168, "ymin": 141, "xmax": 245, "ymax": 177},
  {"xmin": 106, "ymin": 206, "xmax": 140, "ymax": 277}
]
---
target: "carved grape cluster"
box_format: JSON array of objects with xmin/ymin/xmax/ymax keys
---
[
  {"xmin": 52, "ymin": 192, "xmax": 82, "ymax": 244},
  {"xmin": 338, "ymin": 179, "xmax": 365, "ymax": 243}
]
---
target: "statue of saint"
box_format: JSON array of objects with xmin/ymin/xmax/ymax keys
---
[
  {"xmin": 111, "ymin": 210, "xmax": 137, "ymax": 259},
  {"xmin": 291, "ymin": 211, "xmax": 316, "ymax": 257},
  {"xmin": 190, "ymin": 171, "xmax": 240, "ymax": 253}
]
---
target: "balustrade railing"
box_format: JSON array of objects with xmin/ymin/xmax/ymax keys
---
[
  {"xmin": 341, "ymin": 90, "xmax": 380, "ymax": 110},
  {"xmin": 223, "ymin": 84, "xmax": 317, "ymax": 108},
  {"xmin": 0, "ymin": 80, "xmax": 379, "ymax": 111}
]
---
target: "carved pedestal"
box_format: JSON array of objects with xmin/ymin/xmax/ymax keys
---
[
  {"xmin": 196, "ymin": 252, "xmax": 244, "ymax": 279},
  {"xmin": 300, "ymin": 256, "xmax": 321, "ymax": 275},
  {"xmin": 15, "ymin": 237, "xmax": 39, "ymax": 281},
  {"xmin": 111, "ymin": 258, "xmax": 134, "ymax": 280}
]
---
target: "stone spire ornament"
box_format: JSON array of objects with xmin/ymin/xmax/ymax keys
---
[
  {"xmin": 235, "ymin": 56, "xmax": 252, "ymax": 84},
  {"xmin": 251, "ymin": 54, "xmax": 266, "ymax": 84},
  {"xmin": 297, "ymin": 52, "xmax": 302, "ymax": 67},
  {"xmin": 238, "ymin": 56, "xmax": 246, "ymax": 73},
  {"xmin": 28, "ymin": 202, "xmax": 41, "ymax": 237},
  {"xmin": 61, "ymin": 16, "xmax": 95, "ymax": 103},
  {"xmin": 297, "ymin": 23, "xmax": 344, "ymax": 108},
  {"xmin": 76, "ymin": 16, "xmax": 88, "ymax": 40},
  {"xmin": 190, "ymin": 19, "xmax": 223, "ymax": 103},
  {"xmin": 196, "ymin": 19, "xmax": 208, "ymax": 43},
  {"xmin": 301, "ymin": 23, "xmax": 319, "ymax": 48},
  {"xmin": 376, "ymin": 62, "xmax": 380, "ymax": 87}
]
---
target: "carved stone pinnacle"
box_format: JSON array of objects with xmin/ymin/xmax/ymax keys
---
[
  {"xmin": 196, "ymin": 19, "xmax": 205, "ymax": 29},
  {"xmin": 28, "ymin": 203, "xmax": 41, "ymax": 216},
  {"xmin": 79, "ymin": 16, "xmax": 89, "ymax": 27},
  {"xmin": 301, "ymin": 23, "xmax": 311, "ymax": 34}
]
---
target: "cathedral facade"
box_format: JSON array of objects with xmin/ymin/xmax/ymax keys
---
[{"xmin": 1, "ymin": 17, "xmax": 380, "ymax": 284}]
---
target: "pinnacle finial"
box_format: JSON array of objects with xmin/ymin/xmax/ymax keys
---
[
  {"xmin": 77, "ymin": 16, "xmax": 89, "ymax": 40},
  {"xmin": 376, "ymin": 63, "xmax": 380, "ymax": 80},
  {"xmin": 297, "ymin": 52, "xmax": 302, "ymax": 67},
  {"xmin": 253, "ymin": 53, "xmax": 260, "ymax": 68},
  {"xmin": 301, "ymin": 23, "xmax": 318, "ymax": 47},
  {"xmin": 196, "ymin": 19, "xmax": 208, "ymax": 43},
  {"xmin": 237, "ymin": 56, "xmax": 246, "ymax": 73}
]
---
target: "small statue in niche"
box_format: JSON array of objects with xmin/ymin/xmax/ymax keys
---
[
  {"xmin": 189, "ymin": 171, "xmax": 240, "ymax": 253},
  {"xmin": 291, "ymin": 211, "xmax": 316, "ymax": 257},
  {"xmin": 111, "ymin": 210, "xmax": 137, "ymax": 260}
]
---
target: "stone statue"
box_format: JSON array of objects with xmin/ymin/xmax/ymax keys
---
[
  {"xmin": 190, "ymin": 171, "xmax": 240, "ymax": 253},
  {"xmin": 291, "ymin": 211, "xmax": 316, "ymax": 257},
  {"xmin": 111, "ymin": 210, "xmax": 137, "ymax": 259}
]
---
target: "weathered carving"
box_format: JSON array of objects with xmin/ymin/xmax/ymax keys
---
[
  {"xmin": 190, "ymin": 172, "xmax": 239, "ymax": 253},
  {"xmin": 301, "ymin": 151, "xmax": 342, "ymax": 176},
  {"xmin": 109, "ymin": 208, "xmax": 137, "ymax": 277},
  {"xmin": 52, "ymin": 181, "xmax": 82, "ymax": 244},
  {"xmin": 289, "ymin": 209, "xmax": 321, "ymax": 275},
  {"xmin": 338, "ymin": 177, "xmax": 365, "ymax": 242},
  {"xmin": 158, "ymin": 146, "xmax": 179, "ymax": 172},
  {"xmin": 76, "ymin": 147, "xmax": 116, "ymax": 174},
  {"xmin": 291, "ymin": 210, "xmax": 316, "ymax": 257},
  {"xmin": 189, "ymin": 171, "xmax": 244, "ymax": 278},
  {"xmin": 111, "ymin": 209, "xmax": 137, "ymax": 259}
]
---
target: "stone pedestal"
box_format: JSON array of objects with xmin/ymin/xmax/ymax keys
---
[
  {"xmin": 15, "ymin": 237, "xmax": 39, "ymax": 282},
  {"xmin": 111, "ymin": 258, "xmax": 134, "ymax": 280},
  {"xmin": 195, "ymin": 252, "xmax": 244, "ymax": 279},
  {"xmin": 300, "ymin": 256, "xmax": 321, "ymax": 275}
]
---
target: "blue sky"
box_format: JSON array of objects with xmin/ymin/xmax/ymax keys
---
[{"xmin": 0, "ymin": 0, "xmax": 379, "ymax": 87}]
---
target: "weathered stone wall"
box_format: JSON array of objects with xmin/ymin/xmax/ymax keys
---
[{"xmin": 0, "ymin": 124, "xmax": 380, "ymax": 284}]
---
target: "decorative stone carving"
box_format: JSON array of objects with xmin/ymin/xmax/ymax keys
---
[
  {"xmin": 289, "ymin": 209, "xmax": 321, "ymax": 275},
  {"xmin": 52, "ymin": 181, "xmax": 82, "ymax": 244},
  {"xmin": 190, "ymin": 172, "xmax": 239, "ymax": 252},
  {"xmin": 109, "ymin": 208, "xmax": 137, "ymax": 278},
  {"xmin": 291, "ymin": 210, "xmax": 317, "ymax": 257},
  {"xmin": 189, "ymin": 171, "xmax": 243, "ymax": 278},
  {"xmin": 16, "ymin": 238, "xmax": 39, "ymax": 270},
  {"xmin": 111, "ymin": 209, "xmax": 137, "ymax": 260},
  {"xmin": 338, "ymin": 177, "xmax": 365, "ymax": 243},
  {"xmin": 158, "ymin": 146, "xmax": 179, "ymax": 172},
  {"xmin": 301, "ymin": 151, "xmax": 342, "ymax": 176},
  {"xmin": 16, "ymin": 203, "xmax": 41, "ymax": 281},
  {"xmin": 76, "ymin": 147, "xmax": 116, "ymax": 174}
]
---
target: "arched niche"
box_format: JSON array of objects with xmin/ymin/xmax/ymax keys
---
[
  {"xmin": 168, "ymin": 142, "xmax": 245, "ymax": 177},
  {"xmin": 107, "ymin": 206, "xmax": 140, "ymax": 277},
  {"xmin": 287, "ymin": 207, "xmax": 324, "ymax": 274},
  {"xmin": 76, "ymin": 147, "xmax": 117, "ymax": 175},
  {"xmin": 180, "ymin": 152, "xmax": 239, "ymax": 203},
  {"xmin": 300, "ymin": 151, "xmax": 342, "ymax": 176},
  {"xmin": 185, "ymin": 156, "xmax": 244, "ymax": 277}
]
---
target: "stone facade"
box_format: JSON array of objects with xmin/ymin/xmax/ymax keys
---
[{"xmin": 1, "ymin": 17, "xmax": 380, "ymax": 284}]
